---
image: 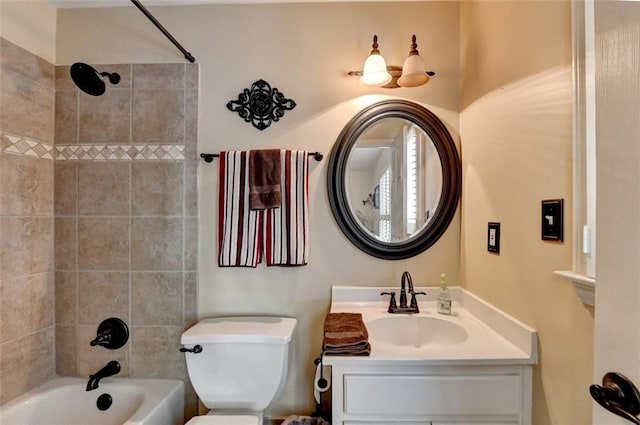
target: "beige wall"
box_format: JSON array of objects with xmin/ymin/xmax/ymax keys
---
[
  {"xmin": 459, "ymin": 2, "xmax": 594, "ymax": 424},
  {"xmin": 0, "ymin": 0, "xmax": 56, "ymax": 63}
]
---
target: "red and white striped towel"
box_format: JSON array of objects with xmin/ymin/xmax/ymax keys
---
[
  {"xmin": 218, "ymin": 151, "xmax": 263, "ymax": 267},
  {"xmin": 218, "ymin": 150, "xmax": 309, "ymax": 267},
  {"xmin": 265, "ymin": 150, "xmax": 309, "ymax": 266}
]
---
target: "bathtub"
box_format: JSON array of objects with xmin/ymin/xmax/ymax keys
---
[{"xmin": 0, "ymin": 377, "xmax": 184, "ymax": 425}]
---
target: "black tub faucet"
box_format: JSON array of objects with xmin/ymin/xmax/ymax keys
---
[
  {"xmin": 90, "ymin": 318, "xmax": 129, "ymax": 350},
  {"xmin": 86, "ymin": 360, "xmax": 121, "ymax": 391}
]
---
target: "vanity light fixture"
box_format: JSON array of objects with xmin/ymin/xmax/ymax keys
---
[{"xmin": 348, "ymin": 34, "xmax": 435, "ymax": 89}]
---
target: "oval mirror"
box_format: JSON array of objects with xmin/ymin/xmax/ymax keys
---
[{"xmin": 328, "ymin": 100, "xmax": 461, "ymax": 259}]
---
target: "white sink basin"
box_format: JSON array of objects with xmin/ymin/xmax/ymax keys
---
[{"xmin": 367, "ymin": 315, "xmax": 468, "ymax": 347}]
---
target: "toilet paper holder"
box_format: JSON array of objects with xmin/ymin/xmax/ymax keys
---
[{"xmin": 314, "ymin": 357, "xmax": 330, "ymax": 393}]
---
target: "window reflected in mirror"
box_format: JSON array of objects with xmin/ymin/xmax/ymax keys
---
[{"xmin": 345, "ymin": 118, "xmax": 442, "ymax": 244}]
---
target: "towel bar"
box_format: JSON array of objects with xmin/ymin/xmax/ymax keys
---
[{"xmin": 200, "ymin": 152, "xmax": 323, "ymax": 163}]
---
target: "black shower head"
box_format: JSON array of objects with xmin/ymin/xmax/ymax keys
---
[{"xmin": 70, "ymin": 62, "xmax": 121, "ymax": 96}]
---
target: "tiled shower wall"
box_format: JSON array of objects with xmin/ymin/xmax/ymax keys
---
[
  {"xmin": 53, "ymin": 62, "xmax": 199, "ymax": 416},
  {"xmin": 0, "ymin": 38, "xmax": 56, "ymax": 405},
  {"xmin": 0, "ymin": 37, "xmax": 199, "ymax": 417}
]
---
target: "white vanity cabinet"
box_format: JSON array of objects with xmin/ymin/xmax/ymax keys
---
[
  {"xmin": 329, "ymin": 363, "xmax": 532, "ymax": 425},
  {"xmin": 325, "ymin": 286, "xmax": 538, "ymax": 425}
]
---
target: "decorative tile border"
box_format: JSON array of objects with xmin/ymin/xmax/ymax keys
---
[
  {"xmin": 55, "ymin": 144, "xmax": 185, "ymax": 161},
  {"xmin": 1, "ymin": 133, "xmax": 54, "ymax": 159},
  {"xmin": 1, "ymin": 131, "xmax": 185, "ymax": 161}
]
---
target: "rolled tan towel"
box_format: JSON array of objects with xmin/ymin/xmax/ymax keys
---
[{"xmin": 322, "ymin": 312, "xmax": 371, "ymax": 356}]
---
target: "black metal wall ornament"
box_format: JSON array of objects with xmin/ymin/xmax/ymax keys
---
[{"xmin": 226, "ymin": 79, "xmax": 296, "ymax": 131}]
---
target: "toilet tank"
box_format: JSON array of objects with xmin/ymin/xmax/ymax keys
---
[{"xmin": 181, "ymin": 316, "xmax": 297, "ymax": 411}]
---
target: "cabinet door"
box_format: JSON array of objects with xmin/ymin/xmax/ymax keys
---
[
  {"xmin": 343, "ymin": 374, "xmax": 522, "ymax": 416},
  {"xmin": 344, "ymin": 422, "xmax": 428, "ymax": 425},
  {"xmin": 343, "ymin": 422, "xmax": 518, "ymax": 425},
  {"xmin": 432, "ymin": 423, "xmax": 518, "ymax": 425}
]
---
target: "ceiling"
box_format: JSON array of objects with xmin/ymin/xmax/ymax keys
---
[{"xmin": 48, "ymin": 0, "xmax": 418, "ymax": 8}]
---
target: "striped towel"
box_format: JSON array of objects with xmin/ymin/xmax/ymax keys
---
[
  {"xmin": 218, "ymin": 150, "xmax": 310, "ymax": 267},
  {"xmin": 265, "ymin": 150, "xmax": 309, "ymax": 266},
  {"xmin": 218, "ymin": 151, "xmax": 263, "ymax": 267}
]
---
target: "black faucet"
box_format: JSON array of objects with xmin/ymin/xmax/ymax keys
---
[
  {"xmin": 86, "ymin": 360, "xmax": 121, "ymax": 391},
  {"xmin": 381, "ymin": 271, "xmax": 426, "ymax": 314}
]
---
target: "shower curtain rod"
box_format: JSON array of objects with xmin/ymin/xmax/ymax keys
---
[{"xmin": 130, "ymin": 0, "xmax": 195, "ymax": 63}]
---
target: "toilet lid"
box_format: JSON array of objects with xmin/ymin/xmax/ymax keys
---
[{"xmin": 185, "ymin": 415, "xmax": 260, "ymax": 425}]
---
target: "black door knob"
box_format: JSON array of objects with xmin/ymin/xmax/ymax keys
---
[{"xmin": 591, "ymin": 372, "xmax": 640, "ymax": 424}]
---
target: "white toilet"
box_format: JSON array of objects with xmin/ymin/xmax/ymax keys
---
[{"xmin": 181, "ymin": 316, "xmax": 297, "ymax": 425}]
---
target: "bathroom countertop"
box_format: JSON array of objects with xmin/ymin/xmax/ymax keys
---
[{"xmin": 323, "ymin": 286, "xmax": 537, "ymax": 367}]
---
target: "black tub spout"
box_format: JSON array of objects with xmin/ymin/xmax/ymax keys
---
[{"xmin": 86, "ymin": 360, "xmax": 121, "ymax": 391}]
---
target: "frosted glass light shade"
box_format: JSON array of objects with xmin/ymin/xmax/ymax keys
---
[
  {"xmin": 360, "ymin": 53, "xmax": 392, "ymax": 87},
  {"xmin": 397, "ymin": 54, "xmax": 429, "ymax": 87}
]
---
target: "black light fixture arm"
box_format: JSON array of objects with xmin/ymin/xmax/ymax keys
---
[{"xmin": 130, "ymin": 0, "xmax": 195, "ymax": 63}]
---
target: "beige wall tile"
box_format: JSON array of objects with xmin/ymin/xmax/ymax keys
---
[
  {"xmin": 55, "ymin": 271, "xmax": 77, "ymax": 325},
  {"xmin": 184, "ymin": 166, "xmax": 197, "ymax": 217},
  {"xmin": 78, "ymin": 217, "xmax": 129, "ymax": 270},
  {"xmin": 0, "ymin": 57, "xmax": 197, "ymax": 398},
  {"xmin": 0, "ymin": 327, "xmax": 55, "ymax": 405},
  {"xmin": 133, "ymin": 64, "xmax": 184, "ymax": 91},
  {"xmin": 79, "ymin": 88, "xmax": 131, "ymax": 144},
  {"xmin": 54, "ymin": 90, "xmax": 78, "ymax": 144},
  {"xmin": 97, "ymin": 63, "xmax": 132, "ymax": 89},
  {"xmin": 78, "ymin": 162, "xmax": 130, "ymax": 216},
  {"xmin": 0, "ymin": 69, "xmax": 55, "ymax": 143},
  {"xmin": 131, "ymin": 217, "xmax": 182, "ymax": 270},
  {"xmin": 184, "ymin": 216, "xmax": 197, "ymax": 271},
  {"xmin": 131, "ymin": 272, "xmax": 182, "ymax": 326},
  {"xmin": 55, "ymin": 65, "xmax": 75, "ymax": 91},
  {"xmin": 183, "ymin": 63, "xmax": 198, "ymax": 217},
  {"xmin": 77, "ymin": 325, "xmax": 129, "ymax": 377},
  {"xmin": 0, "ymin": 217, "xmax": 53, "ymax": 279},
  {"xmin": 0, "ymin": 153, "xmax": 53, "ymax": 215},
  {"xmin": 0, "ymin": 36, "xmax": 56, "ymax": 406},
  {"xmin": 77, "ymin": 271, "xmax": 129, "ymax": 325},
  {"xmin": 130, "ymin": 326, "xmax": 186, "ymax": 379},
  {"xmin": 54, "ymin": 217, "xmax": 76, "ymax": 270},
  {"xmin": 0, "ymin": 134, "xmax": 11, "ymax": 151},
  {"xmin": 185, "ymin": 64, "xmax": 198, "ymax": 144},
  {"xmin": 132, "ymin": 89, "xmax": 184, "ymax": 144},
  {"xmin": 184, "ymin": 272, "xmax": 197, "ymax": 328},
  {"xmin": 1, "ymin": 38, "xmax": 55, "ymax": 90},
  {"xmin": 131, "ymin": 162, "xmax": 183, "ymax": 216},
  {"xmin": 57, "ymin": 64, "xmax": 131, "ymax": 94},
  {"xmin": 55, "ymin": 325, "xmax": 77, "ymax": 376},
  {"xmin": 54, "ymin": 162, "xmax": 77, "ymax": 215},
  {"xmin": 0, "ymin": 273, "xmax": 54, "ymax": 343}
]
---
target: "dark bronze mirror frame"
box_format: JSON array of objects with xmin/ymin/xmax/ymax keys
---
[{"xmin": 327, "ymin": 99, "xmax": 461, "ymax": 260}]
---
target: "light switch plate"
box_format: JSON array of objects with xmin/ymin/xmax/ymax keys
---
[
  {"xmin": 488, "ymin": 222, "xmax": 500, "ymax": 254},
  {"xmin": 541, "ymin": 199, "xmax": 564, "ymax": 242}
]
